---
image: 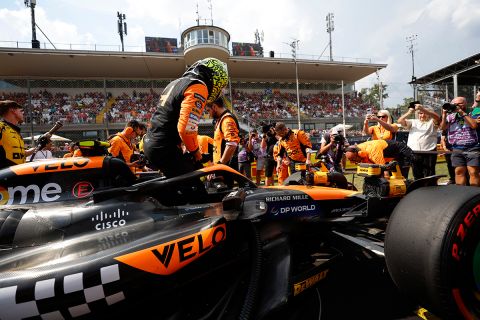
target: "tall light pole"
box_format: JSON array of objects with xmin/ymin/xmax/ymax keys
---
[
  {"xmin": 117, "ymin": 12, "xmax": 127, "ymax": 52},
  {"xmin": 406, "ymin": 34, "xmax": 417, "ymax": 99},
  {"xmin": 24, "ymin": 0, "xmax": 40, "ymax": 48},
  {"xmin": 289, "ymin": 39, "xmax": 301, "ymax": 129},
  {"xmin": 326, "ymin": 13, "xmax": 334, "ymax": 61}
]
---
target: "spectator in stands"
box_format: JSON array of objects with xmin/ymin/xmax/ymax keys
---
[
  {"xmin": 397, "ymin": 103, "xmax": 440, "ymax": 179},
  {"xmin": 250, "ymin": 129, "xmax": 267, "ymax": 185},
  {"xmin": 440, "ymin": 96, "xmax": 480, "ymax": 186},
  {"xmin": 143, "ymin": 57, "xmax": 229, "ymax": 178},
  {"xmin": 317, "ymin": 128, "xmax": 348, "ymax": 172},
  {"xmin": 363, "ymin": 109, "xmax": 398, "ymax": 140},
  {"xmin": 0, "ymin": 100, "xmax": 35, "ymax": 169},
  {"xmin": 274, "ymin": 122, "xmax": 312, "ymax": 174},
  {"xmin": 108, "ymin": 119, "xmax": 144, "ymax": 169},
  {"xmin": 237, "ymin": 134, "xmax": 253, "ymax": 179},
  {"xmin": 262, "ymin": 124, "xmax": 278, "ymax": 186},
  {"xmin": 345, "ymin": 140, "xmax": 413, "ymax": 178},
  {"xmin": 28, "ymin": 138, "xmax": 54, "ymax": 161}
]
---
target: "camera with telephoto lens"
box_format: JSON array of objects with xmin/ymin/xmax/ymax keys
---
[
  {"xmin": 409, "ymin": 101, "xmax": 420, "ymax": 109},
  {"xmin": 442, "ymin": 102, "xmax": 458, "ymax": 113},
  {"xmin": 261, "ymin": 122, "xmax": 275, "ymax": 137},
  {"xmin": 332, "ymin": 134, "xmax": 344, "ymax": 144}
]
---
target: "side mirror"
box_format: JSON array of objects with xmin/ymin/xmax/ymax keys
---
[{"xmin": 222, "ymin": 189, "xmax": 246, "ymax": 220}]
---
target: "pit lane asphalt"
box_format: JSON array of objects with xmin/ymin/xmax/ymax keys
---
[{"xmin": 265, "ymin": 259, "xmax": 434, "ymax": 320}]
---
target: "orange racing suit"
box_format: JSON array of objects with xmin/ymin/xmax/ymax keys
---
[
  {"xmin": 108, "ymin": 130, "xmax": 135, "ymax": 164},
  {"xmin": 143, "ymin": 77, "xmax": 209, "ymax": 178},
  {"xmin": 277, "ymin": 129, "xmax": 312, "ymax": 163}
]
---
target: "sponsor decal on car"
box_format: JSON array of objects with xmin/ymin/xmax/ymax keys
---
[
  {"xmin": 115, "ymin": 223, "xmax": 226, "ymax": 275},
  {"xmin": 270, "ymin": 204, "xmax": 316, "ymax": 215},
  {"xmin": 265, "ymin": 194, "xmax": 309, "ymax": 202},
  {"xmin": 293, "ymin": 269, "xmax": 329, "ymax": 296},
  {"xmin": 0, "ymin": 264, "xmax": 124, "ymax": 319},
  {"xmin": 92, "ymin": 209, "xmax": 130, "ymax": 230},
  {"xmin": 10, "ymin": 158, "xmax": 102, "ymax": 175},
  {"xmin": 0, "ymin": 182, "xmax": 62, "ymax": 205},
  {"xmin": 72, "ymin": 181, "xmax": 94, "ymax": 198}
]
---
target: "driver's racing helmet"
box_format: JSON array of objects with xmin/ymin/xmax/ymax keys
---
[{"xmin": 183, "ymin": 57, "xmax": 229, "ymax": 103}]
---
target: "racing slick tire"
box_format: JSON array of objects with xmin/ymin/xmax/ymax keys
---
[{"xmin": 385, "ymin": 185, "xmax": 480, "ymax": 319}]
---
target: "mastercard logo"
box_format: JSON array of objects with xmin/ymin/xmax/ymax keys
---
[{"xmin": 0, "ymin": 186, "xmax": 9, "ymax": 205}]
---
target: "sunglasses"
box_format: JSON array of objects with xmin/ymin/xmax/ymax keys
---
[{"xmin": 377, "ymin": 115, "xmax": 387, "ymax": 119}]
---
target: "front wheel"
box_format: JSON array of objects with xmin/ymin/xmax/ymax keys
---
[{"xmin": 385, "ymin": 185, "xmax": 480, "ymax": 319}]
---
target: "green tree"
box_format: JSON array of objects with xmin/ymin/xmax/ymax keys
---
[
  {"xmin": 396, "ymin": 97, "xmax": 415, "ymax": 114},
  {"xmin": 359, "ymin": 83, "xmax": 388, "ymax": 109}
]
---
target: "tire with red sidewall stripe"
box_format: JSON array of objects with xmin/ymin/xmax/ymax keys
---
[{"xmin": 385, "ymin": 185, "xmax": 480, "ymax": 319}]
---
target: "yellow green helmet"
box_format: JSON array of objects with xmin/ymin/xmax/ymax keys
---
[{"xmin": 184, "ymin": 57, "xmax": 229, "ymax": 103}]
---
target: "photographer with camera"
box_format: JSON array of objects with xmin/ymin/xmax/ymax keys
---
[
  {"xmin": 28, "ymin": 137, "xmax": 54, "ymax": 161},
  {"xmin": 317, "ymin": 128, "xmax": 348, "ymax": 172},
  {"xmin": 440, "ymin": 96, "xmax": 480, "ymax": 186},
  {"xmin": 397, "ymin": 101, "xmax": 440, "ymax": 179}
]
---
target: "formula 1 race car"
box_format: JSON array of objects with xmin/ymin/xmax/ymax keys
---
[{"xmin": 0, "ymin": 156, "xmax": 479, "ymax": 320}]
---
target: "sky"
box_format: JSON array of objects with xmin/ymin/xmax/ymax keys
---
[{"xmin": 1, "ymin": 0, "xmax": 479, "ymax": 107}]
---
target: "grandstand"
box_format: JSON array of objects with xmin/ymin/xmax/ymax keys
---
[{"xmin": 0, "ymin": 23, "xmax": 386, "ymax": 143}]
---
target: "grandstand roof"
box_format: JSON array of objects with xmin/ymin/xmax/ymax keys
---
[
  {"xmin": 0, "ymin": 48, "xmax": 386, "ymax": 83},
  {"xmin": 413, "ymin": 52, "xmax": 480, "ymax": 86}
]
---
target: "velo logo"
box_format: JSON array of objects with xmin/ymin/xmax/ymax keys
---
[{"xmin": 92, "ymin": 208, "xmax": 129, "ymax": 230}]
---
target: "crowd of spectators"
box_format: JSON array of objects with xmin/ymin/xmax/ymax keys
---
[
  {"xmin": 108, "ymin": 90, "xmax": 160, "ymax": 123},
  {"xmin": 1, "ymin": 91, "xmax": 105, "ymax": 124},
  {"xmin": 1, "ymin": 89, "xmax": 375, "ymax": 128},
  {"xmin": 232, "ymin": 89, "xmax": 372, "ymax": 121}
]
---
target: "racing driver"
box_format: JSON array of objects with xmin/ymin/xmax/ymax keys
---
[{"xmin": 143, "ymin": 57, "xmax": 229, "ymax": 178}]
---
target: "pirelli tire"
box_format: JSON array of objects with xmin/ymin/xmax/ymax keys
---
[{"xmin": 385, "ymin": 185, "xmax": 480, "ymax": 319}]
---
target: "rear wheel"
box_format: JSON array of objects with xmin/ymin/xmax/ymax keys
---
[{"xmin": 385, "ymin": 185, "xmax": 480, "ymax": 319}]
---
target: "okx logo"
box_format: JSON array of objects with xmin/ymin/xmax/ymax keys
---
[{"xmin": 92, "ymin": 208, "xmax": 130, "ymax": 230}]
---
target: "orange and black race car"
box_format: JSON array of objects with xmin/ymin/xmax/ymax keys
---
[{"xmin": 0, "ymin": 155, "xmax": 478, "ymax": 320}]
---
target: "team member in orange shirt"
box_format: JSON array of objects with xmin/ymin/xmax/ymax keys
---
[
  {"xmin": 274, "ymin": 122, "xmax": 312, "ymax": 174},
  {"xmin": 108, "ymin": 120, "xmax": 143, "ymax": 168},
  {"xmin": 207, "ymin": 96, "xmax": 240, "ymax": 167},
  {"xmin": 143, "ymin": 57, "xmax": 229, "ymax": 178},
  {"xmin": 63, "ymin": 142, "xmax": 76, "ymax": 158},
  {"xmin": 345, "ymin": 139, "xmax": 413, "ymax": 178},
  {"xmin": 197, "ymin": 134, "xmax": 214, "ymax": 165},
  {"xmin": 273, "ymin": 138, "xmax": 289, "ymax": 184}
]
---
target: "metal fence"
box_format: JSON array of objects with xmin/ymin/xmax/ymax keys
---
[{"xmin": 2, "ymin": 78, "xmax": 479, "ymax": 147}]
